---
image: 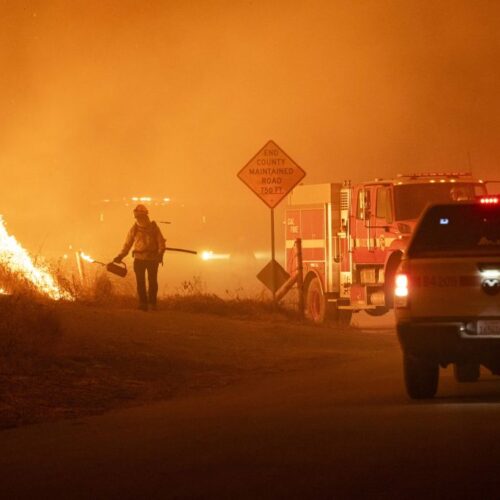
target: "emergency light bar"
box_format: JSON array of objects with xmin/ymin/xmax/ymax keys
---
[
  {"xmin": 478, "ymin": 196, "xmax": 499, "ymax": 205},
  {"xmin": 397, "ymin": 172, "xmax": 473, "ymax": 179}
]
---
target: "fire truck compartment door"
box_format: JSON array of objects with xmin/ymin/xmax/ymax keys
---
[{"xmin": 353, "ymin": 186, "xmax": 377, "ymax": 263}]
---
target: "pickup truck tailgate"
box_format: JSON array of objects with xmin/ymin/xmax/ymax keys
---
[{"xmin": 407, "ymin": 257, "xmax": 500, "ymax": 318}]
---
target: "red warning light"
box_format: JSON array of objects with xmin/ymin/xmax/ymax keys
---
[{"xmin": 479, "ymin": 196, "xmax": 499, "ymax": 205}]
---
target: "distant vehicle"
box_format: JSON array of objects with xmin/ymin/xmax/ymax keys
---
[
  {"xmin": 395, "ymin": 196, "xmax": 500, "ymax": 399},
  {"xmin": 285, "ymin": 172, "xmax": 488, "ymax": 324}
]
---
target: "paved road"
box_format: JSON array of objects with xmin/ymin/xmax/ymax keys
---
[{"xmin": 2, "ymin": 318, "xmax": 500, "ymax": 499}]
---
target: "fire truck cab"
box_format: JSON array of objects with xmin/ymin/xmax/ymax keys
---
[{"xmin": 285, "ymin": 173, "xmax": 487, "ymax": 324}]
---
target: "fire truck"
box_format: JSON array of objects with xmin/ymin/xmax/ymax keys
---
[{"xmin": 285, "ymin": 172, "xmax": 488, "ymax": 324}]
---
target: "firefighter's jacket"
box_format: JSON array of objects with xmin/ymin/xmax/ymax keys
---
[{"xmin": 119, "ymin": 220, "xmax": 166, "ymax": 261}]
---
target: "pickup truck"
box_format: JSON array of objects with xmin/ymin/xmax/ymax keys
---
[{"xmin": 395, "ymin": 196, "xmax": 500, "ymax": 399}]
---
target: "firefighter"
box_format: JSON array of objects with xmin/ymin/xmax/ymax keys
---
[{"xmin": 114, "ymin": 204, "xmax": 166, "ymax": 311}]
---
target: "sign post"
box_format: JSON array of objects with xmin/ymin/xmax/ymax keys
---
[
  {"xmin": 238, "ymin": 140, "xmax": 306, "ymax": 300},
  {"xmin": 270, "ymin": 207, "xmax": 275, "ymax": 299}
]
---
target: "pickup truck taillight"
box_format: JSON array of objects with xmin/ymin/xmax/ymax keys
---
[
  {"xmin": 394, "ymin": 273, "xmax": 409, "ymax": 308},
  {"xmin": 478, "ymin": 196, "xmax": 499, "ymax": 205}
]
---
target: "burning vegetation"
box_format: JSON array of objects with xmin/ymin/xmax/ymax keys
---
[{"xmin": 0, "ymin": 216, "xmax": 72, "ymax": 301}]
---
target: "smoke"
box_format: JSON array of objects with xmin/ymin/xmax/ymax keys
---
[{"xmin": 1, "ymin": 0, "xmax": 499, "ymax": 292}]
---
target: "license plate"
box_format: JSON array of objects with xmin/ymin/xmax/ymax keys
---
[{"xmin": 477, "ymin": 320, "xmax": 500, "ymax": 336}]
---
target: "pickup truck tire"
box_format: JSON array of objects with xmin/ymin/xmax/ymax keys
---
[
  {"xmin": 453, "ymin": 362, "xmax": 480, "ymax": 383},
  {"xmin": 403, "ymin": 354, "xmax": 439, "ymax": 399}
]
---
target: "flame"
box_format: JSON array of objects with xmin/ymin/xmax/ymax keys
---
[
  {"xmin": 80, "ymin": 252, "xmax": 95, "ymax": 263},
  {"xmin": 0, "ymin": 216, "xmax": 72, "ymax": 300}
]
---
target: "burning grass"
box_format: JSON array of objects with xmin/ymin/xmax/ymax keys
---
[
  {"xmin": 0, "ymin": 217, "xmax": 72, "ymax": 300},
  {"xmin": 0, "ymin": 216, "xmax": 73, "ymax": 300}
]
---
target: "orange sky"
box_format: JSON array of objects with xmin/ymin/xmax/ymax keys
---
[{"xmin": 1, "ymin": 0, "xmax": 499, "ymax": 290}]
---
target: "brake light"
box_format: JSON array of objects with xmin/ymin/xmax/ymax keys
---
[
  {"xmin": 394, "ymin": 273, "xmax": 409, "ymax": 308},
  {"xmin": 479, "ymin": 196, "xmax": 499, "ymax": 205},
  {"xmin": 395, "ymin": 274, "xmax": 409, "ymax": 297}
]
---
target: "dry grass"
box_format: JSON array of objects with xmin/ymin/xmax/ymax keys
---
[
  {"xmin": 0, "ymin": 262, "xmax": 66, "ymax": 373},
  {"xmin": 0, "ymin": 295, "xmax": 61, "ymax": 373},
  {"xmin": 0, "ymin": 266, "xmax": 302, "ymax": 428},
  {"xmin": 76, "ymin": 273, "xmax": 300, "ymax": 319},
  {"xmin": 0, "ymin": 294, "xmax": 63, "ymax": 427},
  {"xmin": 0, "ymin": 300, "xmax": 305, "ymax": 429},
  {"xmin": 161, "ymin": 293, "xmax": 298, "ymax": 320}
]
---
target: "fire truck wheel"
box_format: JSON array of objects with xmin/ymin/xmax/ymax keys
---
[
  {"xmin": 403, "ymin": 354, "xmax": 439, "ymax": 399},
  {"xmin": 305, "ymin": 277, "xmax": 352, "ymax": 325},
  {"xmin": 305, "ymin": 277, "xmax": 327, "ymax": 323}
]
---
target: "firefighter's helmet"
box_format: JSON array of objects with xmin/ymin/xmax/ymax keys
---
[{"xmin": 133, "ymin": 204, "xmax": 149, "ymax": 215}]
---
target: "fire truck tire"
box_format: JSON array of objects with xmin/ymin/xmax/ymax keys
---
[
  {"xmin": 453, "ymin": 362, "xmax": 480, "ymax": 382},
  {"xmin": 403, "ymin": 354, "xmax": 439, "ymax": 399},
  {"xmin": 305, "ymin": 277, "xmax": 327, "ymax": 323},
  {"xmin": 305, "ymin": 277, "xmax": 352, "ymax": 325}
]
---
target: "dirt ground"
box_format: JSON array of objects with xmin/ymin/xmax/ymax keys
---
[{"xmin": 0, "ymin": 302, "xmax": 381, "ymax": 429}]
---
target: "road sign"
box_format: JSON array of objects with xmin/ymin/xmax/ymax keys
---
[
  {"xmin": 237, "ymin": 140, "xmax": 306, "ymax": 209},
  {"xmin": 257, "ymin": 259, "xmax": 290, "ymax": 294}
]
